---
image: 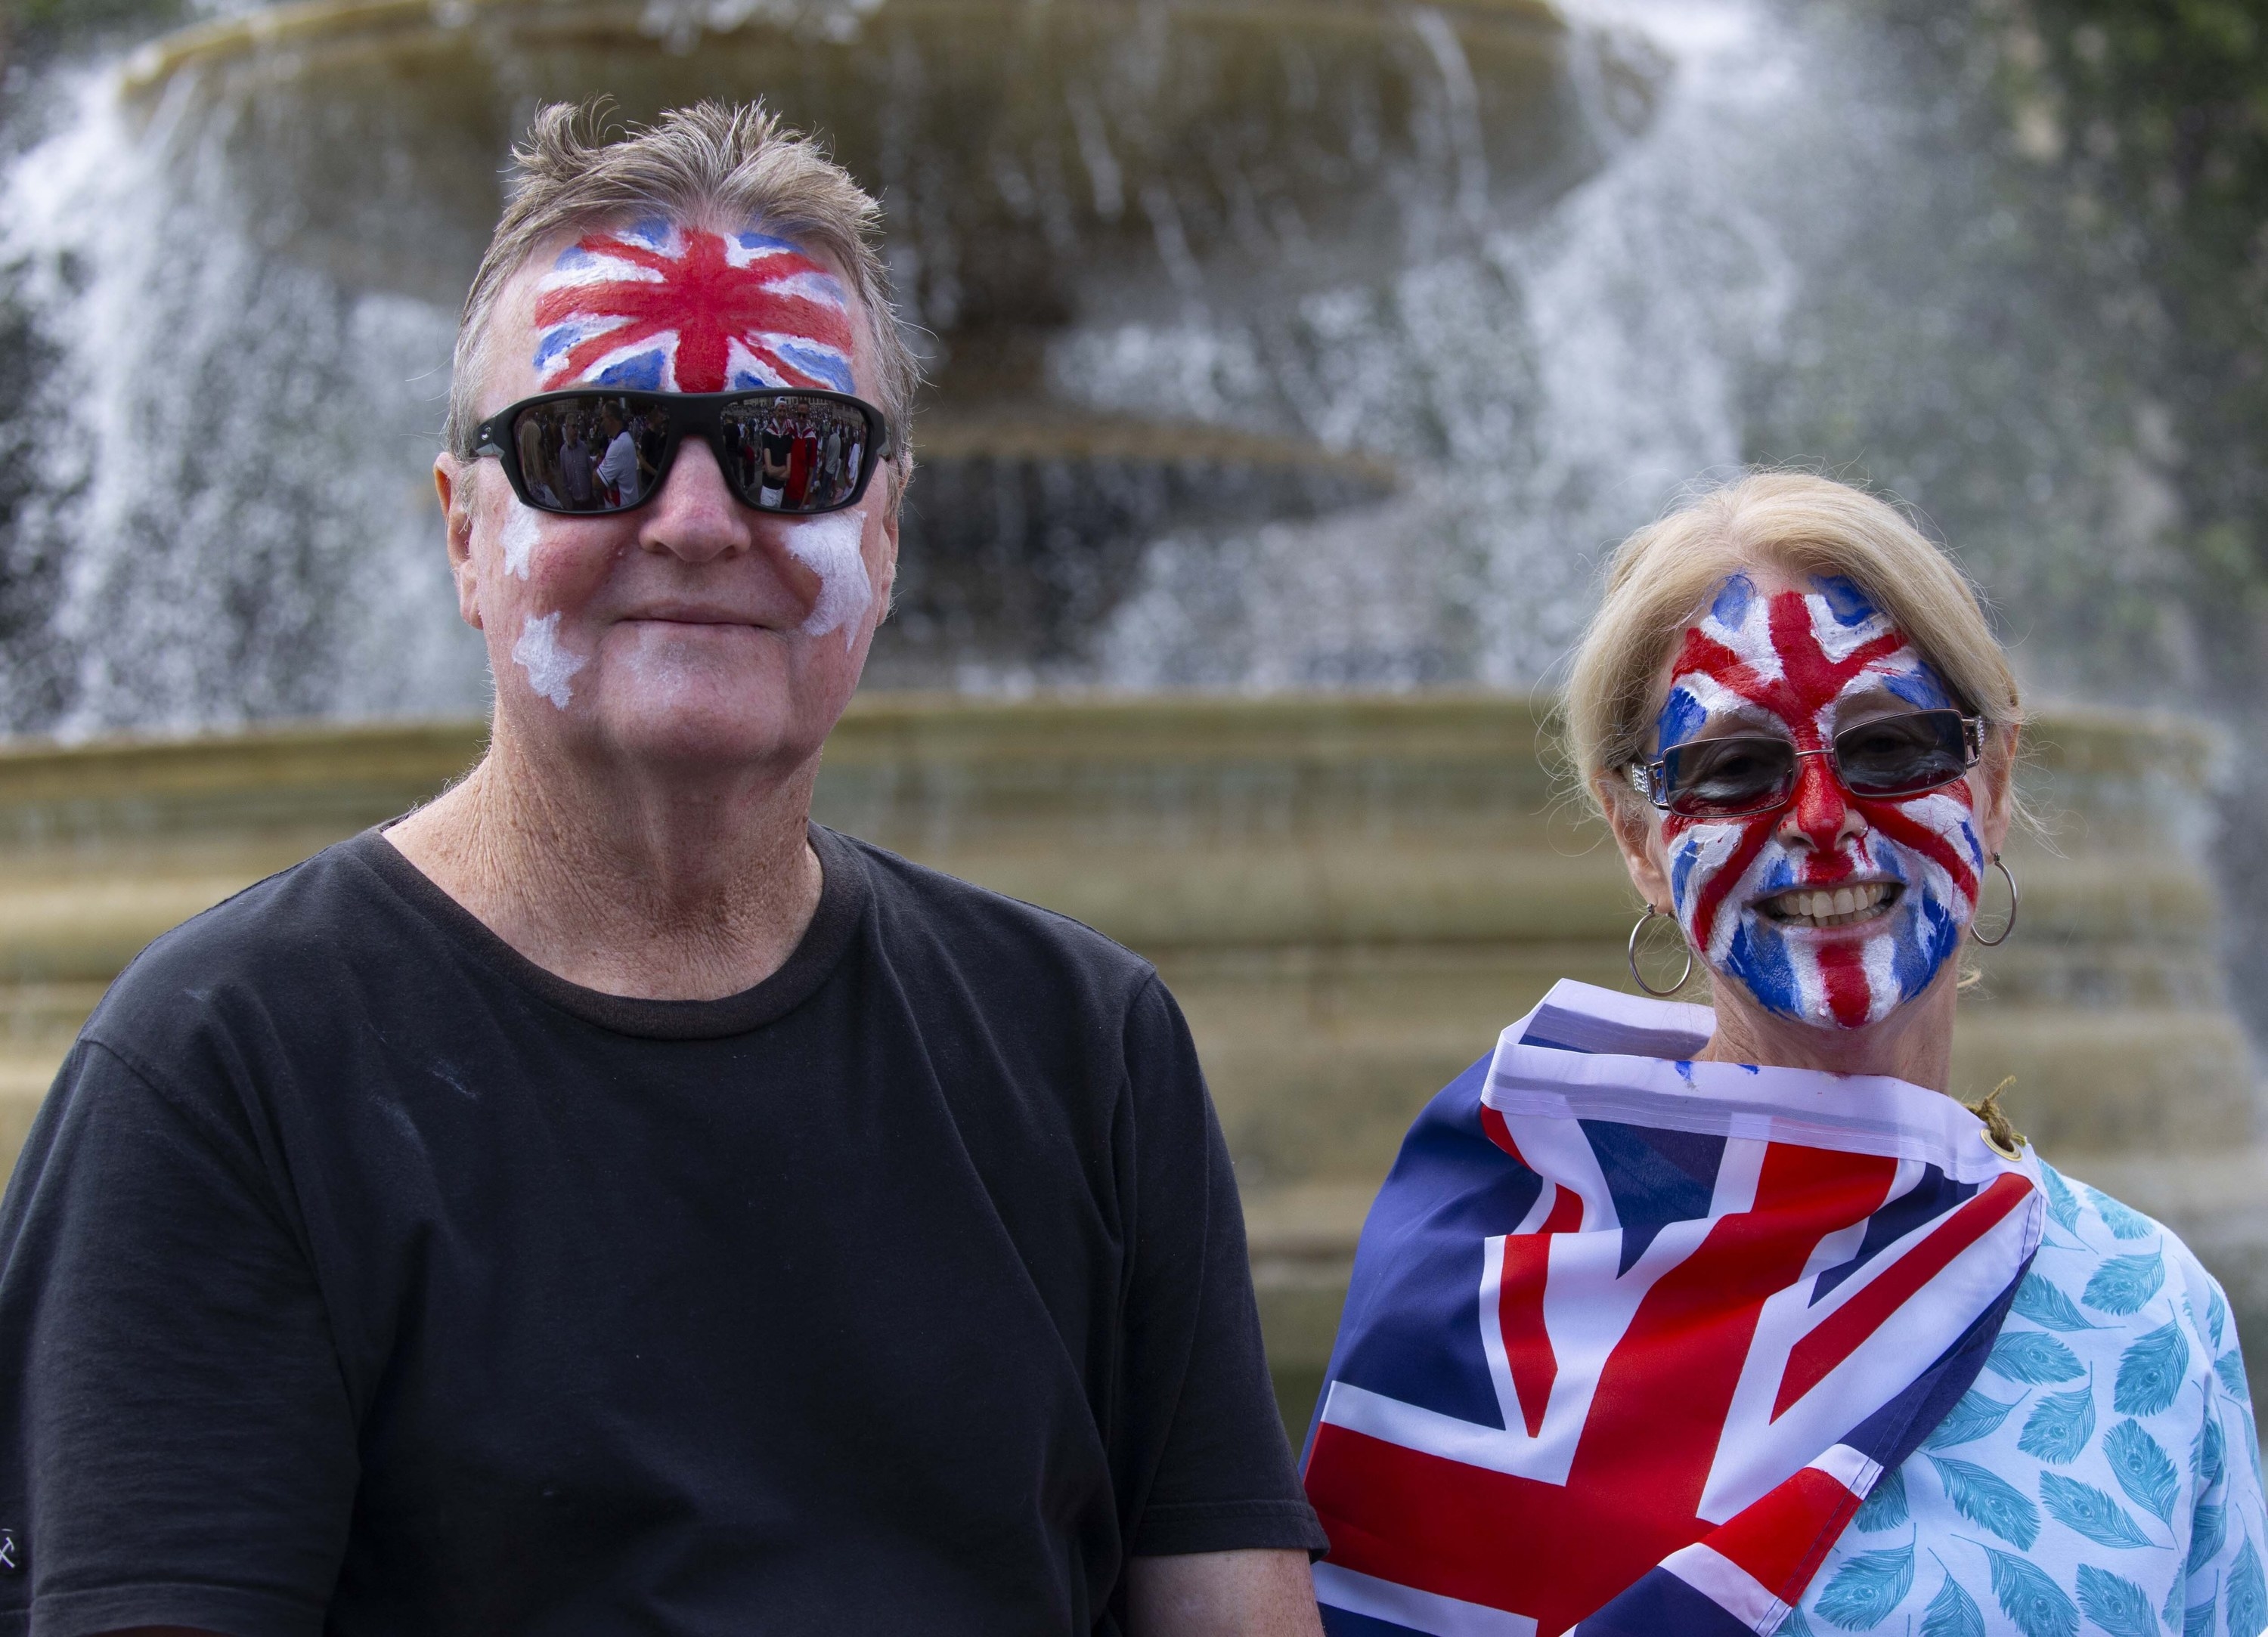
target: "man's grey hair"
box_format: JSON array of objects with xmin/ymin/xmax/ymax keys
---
[{"xmin": 442, "ymin": 100, "xmax": 919, "ymax": 487}]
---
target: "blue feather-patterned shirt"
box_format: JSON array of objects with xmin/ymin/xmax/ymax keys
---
[{"xmin": 1779, "ymin": 1161, "xmax": 2266, "ymax": 1637}]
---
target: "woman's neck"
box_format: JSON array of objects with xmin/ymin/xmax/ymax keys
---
[{"xmin": 1697, "ymin": 964, "xmax": 1962, "ymax": 1091}]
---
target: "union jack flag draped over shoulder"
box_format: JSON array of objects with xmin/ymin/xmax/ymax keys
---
[{"xmin": 1303, "ymin": 981, "xmax": 2043, "ymax": 1637}]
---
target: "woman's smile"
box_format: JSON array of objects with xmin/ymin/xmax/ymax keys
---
[{"xmin": 1753, "ymin": 878, "xmax": 1901, "ymax": 929}]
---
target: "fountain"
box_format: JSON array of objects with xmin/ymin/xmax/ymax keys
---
[
  {"xmin": 106, "ymin": 0, "xmax": 1653, "ymax": 679},
  {"xmin": 0, "ymin": 0, "xmax": 2260, "ymax": 1429}
]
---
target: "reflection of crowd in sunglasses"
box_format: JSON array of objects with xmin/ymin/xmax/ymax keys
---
[
  {"xmin": 516, "ymin": 402, "xmax": 639, "ymax": 511},
  {"xmin": 517, "ymin": 398, "xmax": 869, "ymax": 516},
  {"xmin": 727, "ymin": 404, "xmax": 863, "ymax": 512}
]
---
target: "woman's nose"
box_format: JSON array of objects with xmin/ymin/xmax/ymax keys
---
[{"xmin": 1780, "ymin": 753, "xmax": 1861, "ymax": 851}]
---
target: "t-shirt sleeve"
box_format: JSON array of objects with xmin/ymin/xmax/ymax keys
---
[
  {"xmin": 1115, "ymin": 976, "xmax": 1328, "ymax": 1558},
  {"xmin": 0, "ymin": 1037, "xmax": 358, "ymax": 1637}
]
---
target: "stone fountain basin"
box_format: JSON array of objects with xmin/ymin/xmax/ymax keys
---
[
  {"xmin": 0, "ymin": 694, "xmax": 2258, "ymax": 1427},
  {"xmin": 120, "ymin": 0, "xmax": 1610, "ymax": 323},
  {"xmin": 119, "ymin": 0, "xmax": 1616, "ymax": 672}
]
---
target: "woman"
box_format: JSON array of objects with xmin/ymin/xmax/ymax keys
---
[{"xmin": 1303, "ymin": 474, "xmax": 2264, "ymax": 1637}]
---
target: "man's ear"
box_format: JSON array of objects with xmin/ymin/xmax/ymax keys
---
[
  {"xmin": 434, "ymin": 454, "xmax": 484, "ymax": 632},
  {"xmin": 1597, "ymin": 772, "xmax": 1673, "ymax": 914},
  {"xmin": 872, "ymin": 477, "xmax": 903, "ymax": 620}
]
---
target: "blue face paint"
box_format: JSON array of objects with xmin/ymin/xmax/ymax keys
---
[
  {"xmin": 1810, "ymin": 574, "xmax": 1879, "ymax": 628},
  {"xmin": 1710, "ymin": 572, "xmax": 1757, "ymax": 628},
  {"xmin": 1653, "ymin": 574, "xmax": 1988, "ymax": 1031},
  {"xmin": 532, "ymin": 218, "xmax": 859, "ymax": 395}
]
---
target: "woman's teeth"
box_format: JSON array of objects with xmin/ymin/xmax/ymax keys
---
[{"xmin": 1761, "ymin": 882, "xmax": 1896, "ymax": 927}]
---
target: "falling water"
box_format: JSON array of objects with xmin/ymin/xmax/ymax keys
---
[
  {"xmin": 0, "ymin": 28, "xmax": 479, "ymax": 735},
  {"xmin": 1080, "ymin": 0, "xmax": 1796, "ymax": 691},
  {"xmin": 0, "ymin": 0, "xmax": 2180, "ymax": 728},
  {"xmin": 1077, "ymin": 0, "xmax": 2171, "ymax": 698}
]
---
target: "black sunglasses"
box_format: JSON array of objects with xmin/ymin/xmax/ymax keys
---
[
  {"xmin": 1637, "ymin": 709, "xmax": 1984, "ymax": 818},
  {"xmin": 472, "ymin": 388, "xmax": 894, "ymax": 519}
]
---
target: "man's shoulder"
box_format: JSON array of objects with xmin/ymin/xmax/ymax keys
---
[
  {"xmin": 84, "ymin": 834, "xmax": 399, "ymax": 1048},
  {"xmin": 826, "ymin": 828, "xmax": 1158, "ymax": 999}
]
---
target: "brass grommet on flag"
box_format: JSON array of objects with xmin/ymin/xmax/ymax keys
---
[{"xmin": 1969, "ymin": 1075, "xmax": 2026, "ymax": 1159}]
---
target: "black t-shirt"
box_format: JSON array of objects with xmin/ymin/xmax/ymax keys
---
[{"xmin": 0, "ymin": 826, "xmax": 1320, "ymax": 1637}]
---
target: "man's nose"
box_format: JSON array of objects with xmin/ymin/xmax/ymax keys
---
[
  {"xmin": 1779, "ymin": 751, "xmax": 1861, "ymax": 852},
  {"xmin": 639, "ymin": 435, "xmax": 752, "ymax": 565}
]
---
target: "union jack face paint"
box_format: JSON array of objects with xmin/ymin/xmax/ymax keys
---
[
  {"xmin": 532, "ymin": 218, "xmax": 857, "ymax": 395},
  {"xmin": 1658, "ymin": 574, "xmax": 1985, "ymax": 1029}
]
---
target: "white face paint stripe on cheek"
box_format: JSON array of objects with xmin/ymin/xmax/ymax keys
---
[
  {"xmin": 498, "ymin": 498, "xmax": 540, "ymax": 581},
  {"xmin": 782, "ymin": 509, "xmax": 873, "ymax": 648},
  {"xmin": 511, "ymin": 611, "xmax": 587, "ymax": 710}
]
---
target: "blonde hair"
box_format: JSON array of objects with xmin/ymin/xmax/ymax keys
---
[
  {"xmin": 442, "ymin": 101, "xmax": 919, "ymax": 481},
  {"xmin": 1566, "ymin": 472, "xmax": 2021, "ymax": 818}
]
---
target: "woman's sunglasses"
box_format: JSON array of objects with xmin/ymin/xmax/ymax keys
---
[
  {"xmin": 1637, "ymin": 709, "xmax": 1985, "ymax": 818},
  {"xmin": 472, "ymin": 388, "xmax": 894, "ymax": 519}
]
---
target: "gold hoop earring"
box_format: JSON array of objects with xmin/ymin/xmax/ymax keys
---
[
  {"xmin": 1969, "ymin": 853, "xmax": 2019, "ymax": 947},
  {"xmin": 1627, "ymin": 905, "xmax": 1694, "ymax": 997}
]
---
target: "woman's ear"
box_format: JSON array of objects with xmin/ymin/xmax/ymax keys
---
[
  {"xmin": 1596, "ymin": 772, "xmax": 1673, "ymax": 914},
  {"xmin": 1973, "ymin": 721, "xmax": 2019, "ymax": 859}
]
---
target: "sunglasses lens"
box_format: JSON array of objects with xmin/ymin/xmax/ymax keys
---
[
  {"xmin": 1833, "ymin": 710, "xmax": 1972, "ymax": 797},
  {"xmin": 508, "ymin": 394, "xmax": 659, "ymax": 515},
  {"xmin": 717, "ymin": 395, "xmax": 875, "ymax": 515},
  {"xmin": 1663, "ymin": 736, "xmax": 1799, "ymax": 817}
]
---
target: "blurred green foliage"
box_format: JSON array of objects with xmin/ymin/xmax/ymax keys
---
[
  {"xmin": 1800, "ymin": 0, "xmax": 2268, "ymax": 698},
  {"xmin": 2003, "ymin": 0, "xmax": 2268, "ymax": 682},
  {"xmin": 1956, "ymin": 0, "xmax": 2268, "ymax": 1026}
]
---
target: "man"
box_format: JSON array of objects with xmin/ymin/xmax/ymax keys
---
[
  {"xmin": 515, "ymin": 401, "xmax": 556, "ymax": 506},
  {"xmin": 557, "ymin": 415, "xmax": 595, "ymax": 507},
  {"xmin": 594, "ymin": 399, "xmax": 640, "ymax": 506},
  {"xmin": 0, "ymin": 103, "xmax": 1325, "ymax": 1635},
  {"xmin": 759, "ymin": 412, "xmax": 793, "ymax": 505}
]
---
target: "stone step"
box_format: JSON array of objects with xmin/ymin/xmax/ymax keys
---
[{"xmin": 0, "ymin": 698, "xmax": 2257, "ymax": 1438}]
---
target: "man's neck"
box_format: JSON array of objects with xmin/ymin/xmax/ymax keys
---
[
  {"xmin": 385, "ymin": 726, "xmax": 826, "ymax": 1002},
  {"xmin": 1697, "ymin": 964, "xmax": 1961, "ymax": 1092}
]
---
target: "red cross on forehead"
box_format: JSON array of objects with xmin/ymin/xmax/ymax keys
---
[
  {"xmin": 533, "ymin": 224, "xmax": 857, "ymax": 395},
  {"xmin": 1672, "ymin": 587, "xmax": 1908, "ymax": 746}
]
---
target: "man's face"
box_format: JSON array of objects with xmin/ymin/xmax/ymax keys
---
[{"xmin": 438, "ymin": 215, "xmax": 898, "ymax": 775}]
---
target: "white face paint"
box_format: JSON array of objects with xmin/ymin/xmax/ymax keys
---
[
  {"xmin": 497, "ymin": 497, "xmax": 541, "ymax": 580},
  {"xmin": 782, "ymin": 509, "xmax": 872, "ymax": 648},
  {"xmin": 511, "ymin": 611, "xmax": 586, "ymax": 710}
]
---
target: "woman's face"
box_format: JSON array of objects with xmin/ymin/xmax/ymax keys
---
[{"xmin": 1625, "ymin": 565, "xmax": 2006, "ymax": 1030}]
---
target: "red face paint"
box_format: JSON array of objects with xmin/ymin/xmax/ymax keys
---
[
  {"xmin": 1656, "ymin": 574, "xmax": 1984, "ymax": 1029},
  {"xmin": 532, "ymin": 218, "xmax": 857, "ymax": 396}
]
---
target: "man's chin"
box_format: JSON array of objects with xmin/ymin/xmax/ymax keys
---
[
  {"xmin": 565, "ymin": 639, "xmax": 854, "ymax": 753},
  {"xmin": 608, "ymin": 703, "xmax": 826, "ymax": 765},
  {"xmin": 514, "ymin": 681, "xmax": 838, "ymax": 774}
]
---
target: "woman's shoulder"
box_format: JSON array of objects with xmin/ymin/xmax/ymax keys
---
[
  {"xmin": 1786, "ymin": 1158, "xmax": 2266, "ymax": 1637},
  {"xmin": 2027, "ymin": 1159, "xmax": 2247, "ymax": 1402}
]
